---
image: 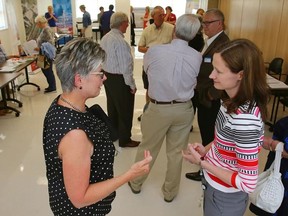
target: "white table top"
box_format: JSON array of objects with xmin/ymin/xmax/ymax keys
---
[{"xmin": 266, "ymin": 74, "xmax": 288, "ymax": 90}]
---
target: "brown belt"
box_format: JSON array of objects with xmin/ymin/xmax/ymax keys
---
[{"xmin": 150, "ymin": 98, "xmax": 188, "ymax": 105}]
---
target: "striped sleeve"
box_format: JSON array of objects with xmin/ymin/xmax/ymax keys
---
[{"xmin": 226, "ymin": 107, "xmax": 263, "ymax": 193}]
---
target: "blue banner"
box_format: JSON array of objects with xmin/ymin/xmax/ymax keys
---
[{"xmin": 53, "ymin": 0, "xmax": 73, "ymax": 34}]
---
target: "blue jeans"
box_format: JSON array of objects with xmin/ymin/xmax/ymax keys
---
[{"xmin": 41, "ymin": 58, "xmax": 56, "ymax": 90}]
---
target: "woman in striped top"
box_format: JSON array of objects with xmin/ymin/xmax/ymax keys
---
[{"xmin": 183, "ymin": 39, "xmax": 269, "ymax": 216}]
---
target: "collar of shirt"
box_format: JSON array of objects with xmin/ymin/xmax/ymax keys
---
[
  {"xmin": 110, "ymin": 28, "xmax": 124, "ymax": 37},
  {"xmin": 171, "ymin": 38, "xmax": 189, "ymax": 46},
  {"xmin": 207, "ymin": 31, "xmax": 223, "ymax": 47},
  {"xmin": 152, "ymin": 23, "xmax": 164, "ymax": 30}
]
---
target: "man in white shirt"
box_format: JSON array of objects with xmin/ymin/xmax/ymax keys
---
[
  {"xmin": 137, "ymin": 6, "xmax": 174, "ymax": 121},
  {"xmin": 100, "ymin": 12, "xmax": 139, "ymax": 148},
  {"xmin": 128, "ymin": 14, "xmax": 202, "ymax": 202}
]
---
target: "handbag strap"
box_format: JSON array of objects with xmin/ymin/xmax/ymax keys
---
[{"xmin": 273, "ymin": 142, "xmax": 284, "ymax": 174}]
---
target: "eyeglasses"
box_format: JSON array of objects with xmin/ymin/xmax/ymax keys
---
[
  {"xmin": 202, "ymin": 20, "xmax": 220, "ymax": 26},
  {"xmin": 90, "ymin": 69, "xmax": 105, "ymax": 79}
]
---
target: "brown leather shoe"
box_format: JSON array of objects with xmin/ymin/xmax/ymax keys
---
[{"xmin": 120, "ymin": 140, "xmax": 140, "ymax": 148}]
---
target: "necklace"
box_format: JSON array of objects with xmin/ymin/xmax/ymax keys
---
[{"xmin": 60, "ymin": 96, "xmax": 86, "ymax": 113}]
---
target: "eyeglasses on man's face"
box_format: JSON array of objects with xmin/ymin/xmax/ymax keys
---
[
  {"xmin": 90, "ymin": 69, "xmax": 105, "ymax": 79},
  {"xmin": 202, "ymin": 20, "xmax": 220, "ymax": 26}
]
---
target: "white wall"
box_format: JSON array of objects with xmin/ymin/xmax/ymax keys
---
[
  {"xmin": 115, "ymin": 0, "xmax": 130, "ymax": 43},
  {"xmin": 37, "ymin": 0, "xmax": 53, "ymax": 16}
]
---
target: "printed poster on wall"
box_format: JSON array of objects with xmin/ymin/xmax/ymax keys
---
[
  {"xmin": 53, "ymin": 0, "xmax": 73, "ymax": 34},
  {"xmin": 21, "ymin": 0, "xmax": 39, "ymax": 41}
]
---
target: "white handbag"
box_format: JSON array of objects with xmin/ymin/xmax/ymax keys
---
[{"xmin": 249, "ymin": 142, "xmax": 284, "ymax": 213}]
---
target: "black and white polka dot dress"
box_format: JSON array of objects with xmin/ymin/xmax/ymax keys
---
[{"xmin": 43, "ymin": 96, "xmax": 116, "ymax": 216}]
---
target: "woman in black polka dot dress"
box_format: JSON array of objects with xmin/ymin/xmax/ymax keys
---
[{"xmin": 42, "ymin": 38, "xmax": 152, "ymax": 216}]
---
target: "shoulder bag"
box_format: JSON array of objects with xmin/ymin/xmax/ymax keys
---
[
  {"xmin": 36, "ymin": 54, "xmax": 50, "ymax": 69},
  {"xmin": 249, "ymin": 142, "xmax": 284, "ymax": 213}
]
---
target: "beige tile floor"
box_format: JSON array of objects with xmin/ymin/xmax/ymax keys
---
[{"xmin": 0, "ymin": 31, "xmax": 284, "ymax": 215}]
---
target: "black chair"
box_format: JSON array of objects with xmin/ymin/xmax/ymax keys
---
[
  {"xmin": 278, "ymin": 75, "xmax": 288, "ymax": 110},
  {"xmin": 266, "ymin": 57, "xmax": 284, "ymax": 80}
]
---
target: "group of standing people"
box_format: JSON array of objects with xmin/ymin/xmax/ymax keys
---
[
  {"xmin": 79, "ymin": 4, "xmax": 115, "ymax": 39},
  {"xmin": 39, "ymin": 4, "xmax": 285, "ymax": 216},
  {"xmin": 141, "ymin": 5, "xmax": 176, "ymax": 29},
  {"xmin": 129, "ymin": 9, "xmax": 201, "ymax": 203},
  {"xmin": 129, "ymin": 5, "xmax": 271, "ymax": 216}
]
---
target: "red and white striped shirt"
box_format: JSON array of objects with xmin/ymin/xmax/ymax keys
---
[{"xmin": 203, "ymin": 101, "xmax": 264, "ymax": 193}]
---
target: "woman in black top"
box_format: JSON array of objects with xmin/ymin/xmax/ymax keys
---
[{"xmin": 43, "ymin": 38, "xmax": 152, "ymax": 216}]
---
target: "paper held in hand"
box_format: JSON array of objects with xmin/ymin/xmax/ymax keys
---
[{"xmin": 22, "ymin": 40, "xmax": 38, "ymax": 56}]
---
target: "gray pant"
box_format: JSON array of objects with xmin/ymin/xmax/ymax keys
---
[{"xmin": 203, "ymin": 181, "xmax": 248, "ymax": 216}]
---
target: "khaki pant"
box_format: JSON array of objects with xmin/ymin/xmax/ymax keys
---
[
  {"xmin": 130, "ymin": 100, "xmax": 193, "ymax": 200},
  {"xmin": 84, "ymin": 25, "xmax": 92, "ymax": 38}
]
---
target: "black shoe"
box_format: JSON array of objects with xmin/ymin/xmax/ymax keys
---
[
  {"xmin": 185, "ymin": 170, "xmax": 202, "ymax": 181},
  {"xmin": 137, "ymin": 114, "xmax": 142, "ymax": 122},
  {"xmin": 119, "ymin": 140, "xmax": 140, "ymax": 148},
  {"xmin": 44, "ymin": 89, "xmax": 56, "ymax": 94},
  {"xmin": 128, "ymin": 182, "xmax": 141, "ymax": 194}
]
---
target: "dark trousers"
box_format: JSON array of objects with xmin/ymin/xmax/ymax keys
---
[
  {"xmin": 41, "ymin": 59, "xmax": 56, "ymax": 90},
  {"xmin": 142, "ymin": 67, "xmax": 149, "ymax": 89},
  {"xmin": 195, "ymin": 92, "xmax": 220, "ymax": 146},
  {"xmin": 99, "ymin": 27, "xmax": 104, "ymax": 39},
  {"xmin": 191, "ymin": 91, "xmax": 199, "ymax": 116},
  {"xmin": 102, "ymin": 29, "xmax": 110, "ymax": 37},
  {"xmin": 104, "ymin": 73, "xmax": 135, "ymax": 146},
  {"xmin": 131, "ymin": 26, "xmax": 135, "ymax": 45}
]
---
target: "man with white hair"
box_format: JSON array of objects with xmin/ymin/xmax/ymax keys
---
[
  {"xmin": 128, "ymin": 14, "xmax": 202, "ymax": 202},
  {"xmin": 137, "ymin": 6, "xmax": 174, "ymax": 121},
  {"xmin": 100, "ymin": 12, "xmax": 139, "ymax": 148}
]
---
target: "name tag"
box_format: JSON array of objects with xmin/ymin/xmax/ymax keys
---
[{"xmin": 204, "ymin": 57, "xmax": 212, "ymax": 63}]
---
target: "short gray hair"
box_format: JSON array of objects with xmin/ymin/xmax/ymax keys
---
[
  {"xmin": 175, "ymin": 14, "xmax": 201, "ymax": 41},
  {"xmin": 205, "ymin": 8, "xmax": 225, "ymax": 22},
  {"xmin": 151, "ymin": 6, "xmax": 164, "ymax": 17},
  {"xmin": 55, "ymin": 38, "xmax": 106, "ymax": 92},
  {"xmin": 34, "ymin": 15, "xmax": 47, "ymax": 24},
  {"xmin": 110, "ymin": 12, "xmax": 128, "ymax": 29}
]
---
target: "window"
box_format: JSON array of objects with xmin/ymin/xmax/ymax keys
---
[{"xmin": 0, "ymin": 0, "xmax": 7, "ymax": 30}]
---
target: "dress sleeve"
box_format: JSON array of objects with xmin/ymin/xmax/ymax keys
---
[{"xmin": 232, "ymin": 113, "xmax": 264, "ymax": 193}]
